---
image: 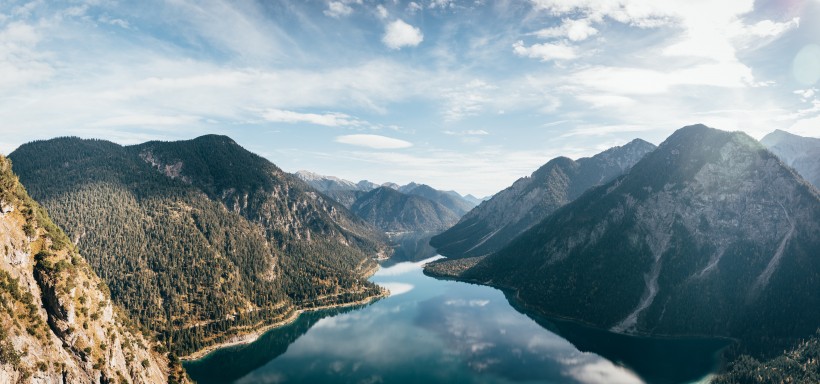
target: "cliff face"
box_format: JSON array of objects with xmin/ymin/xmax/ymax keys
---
[
  {"xmin": 0, "ymin": 155, "xmax": 170, "ymax": 383},
  {"xmin": 460, "ymin": 125, "xmax": 820, "ymax": 343},
  {"xmin": 430, "ymin": 139, "xmax": 656, "ymax": 259}
]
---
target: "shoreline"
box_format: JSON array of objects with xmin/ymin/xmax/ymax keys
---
[{"xmin": 181, "ymin": 263, "xmax": 388, "ymax": 361}]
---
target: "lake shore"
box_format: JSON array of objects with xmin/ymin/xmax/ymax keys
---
[
  {"xmin": 182, "ymin": 261, "xmax": 388, "ymax": 361},
  {"xmin": 181, "ymin": 288, "xmax": 389, "ymax": 361}
]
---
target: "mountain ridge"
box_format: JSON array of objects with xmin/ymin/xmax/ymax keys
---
[{"xmin": 430, "ymin": 138, "xmax": 656, "ymax": 259}]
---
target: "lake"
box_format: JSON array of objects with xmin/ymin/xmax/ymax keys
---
[{"xmin": 185, "ymin": 250, "xmax": 729, "ymax": 384}]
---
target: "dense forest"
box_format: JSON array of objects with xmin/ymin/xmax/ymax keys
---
[
  {"xmin": 713, "ymin": 332, "xmax": 820, "ymax": 383},
  {"xmin": 9, "ymin": 136, "xmax": 387, "ymax": 356}
]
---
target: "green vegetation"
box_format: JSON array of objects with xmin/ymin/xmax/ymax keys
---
[
  {"xmin": 713, "ymin": 332, "xmax": 820, "ymax": 384},
  {"xmin": 9, "ymin": 135, "xmax": 385, "ymax": 356}
]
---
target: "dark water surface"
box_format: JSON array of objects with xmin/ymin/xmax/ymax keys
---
[{"xmin": 185, "ymin": 254, "xmax": 729, "ymax": 384}]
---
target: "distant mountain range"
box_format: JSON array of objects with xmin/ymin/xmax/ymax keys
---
[
  {"xmin": 427, "ymin": 125, "xmax": 820, "ymax": 350},
  {"xmin": 350, "ymin": 187, "xmax": 461, "ymax": 232},
  {"xmin": 430, "ymin": 138, "xmax": 656, "ymax": 259},
  {"xmin": 9, "ymin": 135, "xmax": 388, "ymax": 357},
  {"xmin": 761, "ymin": 129, "xmax": 820, "ymax": 189},
  {"xmin": 295, "ymin": 170, "xmax": 477, "ymax": 232}
]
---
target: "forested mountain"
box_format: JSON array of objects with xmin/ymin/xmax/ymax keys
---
[
  {"xmin": 350, "ymin": 187, "xmax": 460, "ymax": 232},
  {"xmin": 440, "ymin": 125, "xmax": 820, "ymax": 349},
  {"xmin": 761, "ymin": 129, "xmax": 820, "ymax": 189},
  {"xmin": 712, "ymin": 331, "xmax": 820, "ymax": 384},
  {"xmin": 0, "ymin": 155, "xmax": 176, "ymax": 383},
  {"xmin": 9, "ymin": 136, "xmax": 388, "ymax": 357},
  {"xmin": 430, "ymin": 138, "xmax": 656, "ymax": 259}
]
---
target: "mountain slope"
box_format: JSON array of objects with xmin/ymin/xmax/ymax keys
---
[
  {"xmin": 350, "ymin": 187, "xmax": 460, "ymax": 232},
  {"xmin": 431, "ymin": 138, "xmax": 656, "ymax": 259},
  {"xmin": 0, "ymin": 155, "xmax": 173, "ymax": 383},
  {"xmin": 457, "ymin": 125, "xmax": 820, "ymax": 344},
  {"xmin": 9, "ymin": 136, "xmax": 386, "ymax": 357},
  {"xmin": 761, "ymin": 129, "xmax": 820, "ymax": 189},
  {"xmin": 400, "ymin": 184, "xmax": 475, "ymax": 216}
]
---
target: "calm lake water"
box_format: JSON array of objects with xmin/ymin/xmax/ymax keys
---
[{"xmin": 185, "ymin": 250, "xmax": 729, "ymax": 384}]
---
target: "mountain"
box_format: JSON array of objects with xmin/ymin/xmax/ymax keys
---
[
  {"xmin": 441, "ymin": 125, "xmax": 820, "ymax": 346},
  {"xmin": 9, "ymin": 135, "xmax": 387, "ymax": 357},
  {"xmin": 349, "ymin": 187, "xmax": 460, "ymax": 232},
  {"xmin": 294, "ymin": 170, "xmax": 373, "ymax": 208},
  {"xmin": 0, "ymin": 155, "xmax": 175, "ymax": 383},
  {"xmin": 294, "ymin": 170, "xmax": 477, "ymax": 220},
  {"xmin": 761, "ymin": 129, "xmax": 820, "ymax": 188},
  {"xmin": 294, "ymin": 170, "xmax": 363, "ymax": 192},
  {"xmin": 430, "ymin": 138, "xmax": 656, "ymax": 259},
  {"xmin": 400, "ymin": 184, "xmax": 476, "ymax": 216},
  {"xmin": 462, "ymin": 194, "xmax": 487, "ymax": 206}
]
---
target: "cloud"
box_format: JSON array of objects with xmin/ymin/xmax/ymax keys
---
[
  {"xmin": 444, "ymin": 130, "xmax": 489, "ymax": 135},
  {"xmin": 565, "ymin": 359, "xmax": 644, "ymax": 384},
  {"xmin": 262, "ymin": 109, "xmax": 361, "ymax": 127},
  {"xmin": 382, "ymin": 19, "xmax": 423, "ymax": 49},
  {"xmin": 407, "ymin": 2, "xmax": 423, "ymax": 14},
  {"xmin": 375, "ymin": 4, "xmax": 389, "ymax": 19},
  {"xmin": 335, "ymin": 134, "xmax": 413, "ymax": 149},
  {"xmin": 533, "ymin": 18, "xmax": 598, "ymax": 41},
  {"xmin": 378, "ymin": 282, "xmax": 414, "ymax": 296},
  {"xmin": 743, "ymin": 17, "xmax": 800, "ymax": 38},
  {"xmin": 324, "ymin": 1, "xmax": 353, "ymax": 18},
  {"xmin": 90, "ymin": 114, "xmax": 201, "ymax": 127},
  {"xmin": 513, "ymin": 40, "xmax": 578, "ymax": 61}
]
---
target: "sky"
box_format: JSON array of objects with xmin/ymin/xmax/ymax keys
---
[{"xmin": 0, "ymin": 0, "xmax": 818, "ymax": 197}]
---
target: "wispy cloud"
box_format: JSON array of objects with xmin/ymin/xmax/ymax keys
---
[
  {"xmin": 262, "ymin": 109, "xmax": 361, "ymax": 127},
  {"xmin": 335, "ymin": 134, "xmax": 413, "ymax": 149}
]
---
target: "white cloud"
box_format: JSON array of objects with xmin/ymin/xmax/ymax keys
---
[
  {"xmin": 743, "ymin": 17, "xmax": 799, "ymax": 38},
  {"xmin": 262, "ymin": 109, "xmax": 361, "ymax": 127},
  {"xmin": 570, "ymin": 63, "xmax": 754, "ymax": 95},
  {"xmin": 324, "ymin": 1, "xmax": 353, "ymax": 18},
  {"xmin": 335, "ymin": 134, "xmax": 413, "ymax": 149},
  {"xmin": 382, "ymin": 19, "xmax": 423, "ymax": 50},
  {"xmin": 375, "ymin": 5, "xmax": 389, "ymax": 19},
  {"xmin": 90, "ymin": 114, "xmax": 201, "ymax": 127},
  {"xmin": 533, "ymin": 18, "xmax": 598, "ymax": 41},
  {"xmin": 407, "ymin": 2, "xmax": 423, "ymax": 14},
  {"xmin": 513, "ymin": 40, "xmax": 578, "ymax": 61},
  {"xmin": 444, "ymin": 129, "xmax": 489, "ymax": 135},
  {"xmin": 565, "ymin": 359, "xmax": 644, "ymax": 384}
]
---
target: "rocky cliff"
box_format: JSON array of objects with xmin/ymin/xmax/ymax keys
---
[{"xmin": 0, "ymin": 155, "xmax": 173, "ymax": 383}]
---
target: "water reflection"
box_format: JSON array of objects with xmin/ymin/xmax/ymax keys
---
[
  {"xmin": 385, "ymin": 231, "xmax": 440, "ymax": 264},
  {"xmin": 186, "ymin": 253, "xmax": 728, "ymax": 384}
]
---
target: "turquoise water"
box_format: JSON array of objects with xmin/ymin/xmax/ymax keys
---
[{"xmin": 185, "ymin": 256, "xmax": 729, "ymax": 384}]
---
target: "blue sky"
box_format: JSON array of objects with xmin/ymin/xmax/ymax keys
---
[{"xmin": 0, "ymin": 0, "xmax": 818, "ymax": 196}]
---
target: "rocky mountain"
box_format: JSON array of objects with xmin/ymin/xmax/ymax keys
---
[
  {"xmin": 350, "ymin": 187, "xmax": 460, "ymax": 232},
  {"xmin": 295, "ymin": 170, "xmax": 477, "ymax": 223},
  {"xmin": 294, "ymin": 171, "xmax": 370, "ymax": 208},
  {"xmin": 430, "ymin": 138, "xmax": 656, "ymax": 259},
  {"xmin": 438, "ymin": 125, "xmax": 820, "ymax": 346},
  {"xmin": 0, "ymin": 155, "xmax": 176, "ymax": 383},
  {"xmin": 462, "ymin": 194, "xmax": 487, "ymax": 206},
  {"xmin": 9, "ymin": 135, "xmax": 387, "ymax": 357},
  {"xmin": 761, "ymin": 129, "xmax": 820, "ymax": 189},
  {"xmin": 399, "ymin": 184, "xmax": 476, "ymax": 216}
]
